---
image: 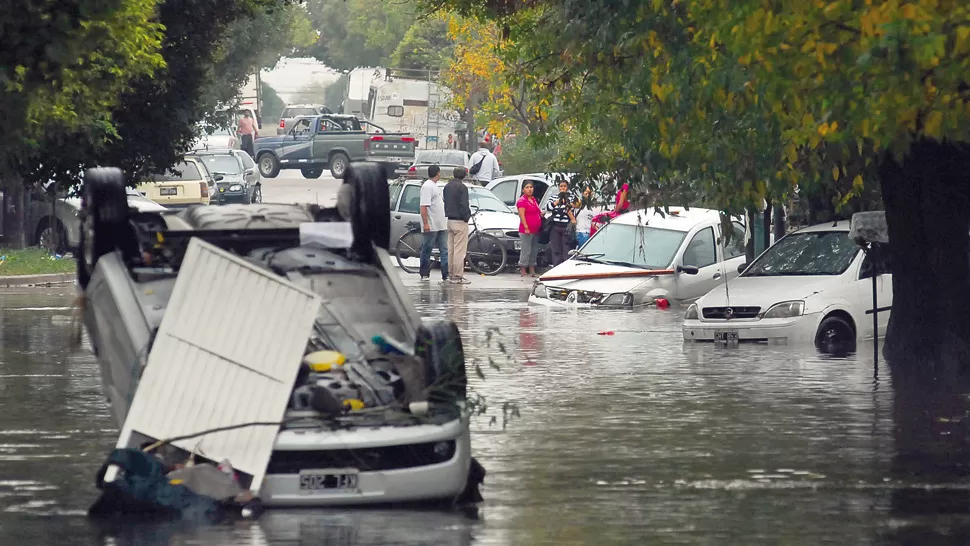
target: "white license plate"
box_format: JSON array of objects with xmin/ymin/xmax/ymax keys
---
[
  {"xmin": 714, "ymin": 329, "xmax": 739, "ymax": 345},
  {"xmin": 514, "ymin": 241, "xmax": 522, "ymax": 250},
  {"xmin": 386, "ymin": 157, "xmax": 402, "ymax": 162},
  {"xmin": 159, "ymin": 187, "xmax": 178, "ymax": 196},
  {"xmin": 298, "ymin": 468, "xmax": 360, "ymax": 494}
]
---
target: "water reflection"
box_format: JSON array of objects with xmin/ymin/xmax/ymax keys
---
[{"xmin": 1, "ymin": 281, "xmax": 970, "ymax": 544}]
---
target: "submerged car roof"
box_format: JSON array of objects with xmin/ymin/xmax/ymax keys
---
[{"xmin": 612, "ymin": 207, "xmax": 726, "ymax": 230}]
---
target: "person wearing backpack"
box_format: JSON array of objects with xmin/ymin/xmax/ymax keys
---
[{"xmin": 467, "ymin": 141, "xmax": 502, "ymax": 186}]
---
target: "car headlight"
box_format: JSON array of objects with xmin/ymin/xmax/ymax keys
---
[
  {"xmin": 432, "ymin": 440, "xmax": 456, "ymax": 462},
  {"xmin": 483, "ymin": 228, "xmax": 506, "ymax": 238},
  {"xmin": 762, "ymin": 300, "xmax": 805, "ymax": 319},
  {"xmin": 684, "ymin": 303, "xmax": 698, "ymax": 320},
  {"xmin": 601, "ymin": 292, "xmax": 633, "ymax": 306},
  {"xmin": 532, "ymin": 283, "xmax": 547, "ymax": 299},
  {"xmin": 229, "ymin": 184, "xmax": 243, "ymax": 192}
]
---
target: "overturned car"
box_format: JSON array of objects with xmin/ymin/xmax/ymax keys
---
[{"xmin": 78, "ymin": 163, "xmax": 480, "ymax": 510}]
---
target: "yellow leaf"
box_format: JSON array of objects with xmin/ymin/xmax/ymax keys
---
[
  {"xmin": 924, "ymin": 110, "xmax": 944, "ymax": 139},
  {"xmin": 832, "ymin": 166, "xmax": 840, "ymax": 181},
  {"xmin": 853, "ymin": 175, "xmax": 864, "ymax": 191}
]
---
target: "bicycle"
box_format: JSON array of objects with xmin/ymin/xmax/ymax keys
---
[{"xmin": 394, "ymin": 207, "xmax": 508, "ymax": 276}]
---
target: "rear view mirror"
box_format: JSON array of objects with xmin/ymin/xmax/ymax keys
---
[
  {"xmin": 737, "ymin": 263, "xmax": 748, "ymax": 274},
  {"xmin": 677, "ymin": 265, "xmax": 699, "ymax": 275}
]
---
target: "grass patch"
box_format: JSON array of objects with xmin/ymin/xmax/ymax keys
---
[{"xmin": 0, "ymin": 247, "xmax": 76, "ymax": 276}]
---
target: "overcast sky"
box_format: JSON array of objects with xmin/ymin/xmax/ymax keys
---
[{"xmin": 261, "ymin": 57, "xmax": 341, "ymax": 103}]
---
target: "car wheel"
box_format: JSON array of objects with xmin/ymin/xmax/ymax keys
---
[
  {"xmin": 414, "ymin": 319, "xmax": 467, "ymax": 404},
  {"xmin": 329, "ymin": 152, "xmax": 350, "ymax": 179},
  {"xmin": 301, "ymin": 167, "xmax": 323, "ymax": 179},
  {"xmin": 257, "ymin": 153, "xmax": 280, "ymax": 178},
  {"xmin": 344, "ymin": 162, "xmax": 391, "ymax": 253},
  {"xmin": 77, "ymin": 167, "xmax": 132, "ymax": 289},
  {"xmin": 815, "ymin": 315, "xmax": 856, "ymax": 354},
  {"xmin": 36, "ymin": 218, "xmax": 68, "ymax": 255},
  {"xmin": 251, "ymin": 184, "xmax": 262, "ymax": 204}
]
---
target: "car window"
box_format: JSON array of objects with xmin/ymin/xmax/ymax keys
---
[
  {"xmin": 415, "ymin": 150, "xmax": 468, "ymax": 165},
  {"xmin": 151, "ymin": 161, "xmax": 202, "ymax": 181},
  {"xmin": 490, "ymin": 180, "xmax": 518, "ymax": 205},
  {"xmin": 292, "ymin": 118, "xmax": 312, "ymax": 135},
  {"xmin": 389, "ymin": 180, "xmax": 405, "ymax": 208},
  {"xmin": 859, "ymin": 251, "xmax": 893, "ymax": 280},
  {"xmin": 723, "ymin": 221, "xmax": 746, "ymax": 260},
  {"xmin": 467, "ymin": 187, "xmax": 512, "ymax": 213},
  {"xmin": 398, "ymin": 185, "xmax": 421, "ymax": 214},
  {"xmin": 238, "ymin": 152, "xmax": 255, "ymax": 169},
  {"xmin": 744, "ymin": 231, "xmax": 859, "ymax": 276},
  {"xmin": 528, "ymin": 179, "xmax": 550, "ymax": 202},
  {"xmin": 199, "ymin": 154, "xmax": 242, "ymax": 175},
  {"xmin": 284, "ymin": 108, "xmax": 318, "ymax": 118},
  {"xmin": 581, "ymin": 223, "xmax": 688, "ymax": 269},
  {"xmin": 683, "ymin": 227, "xmax": 717, "ymax": 268}
]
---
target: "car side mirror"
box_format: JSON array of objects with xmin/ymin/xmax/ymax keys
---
[
  {"xmin": 244, "ymin": 168, "xmax": 255, "ymax": 176},
  {"xmin": 214, "ymin": 174, "xmax": 225, "ymax": 182},
  {"xmin": 737, "ymin": 263, "xmax": 748, "ymax": 274},
  {"xmin": 677, "ymin": 265, "xmax": 699, "ymax": 275}
]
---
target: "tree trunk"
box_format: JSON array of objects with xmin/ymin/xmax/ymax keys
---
[
  {"xmin": 772, "ymin": 204, "xmax": 786, "ymax": 241},
  {"xmin": 1, "ymin": 175, "xmax": 26, "ymax": 249},
  {"xmin": 463, "ymin": 102, "xmax": 476, "ymax": 153},
  {"xmin": 744, "ymin": 209, "xmax": 755, "ymax": 263},
  {"xmin": 879, "ymin": 139, "xmax": 970, "ymax": 367},
  {"xmin": 762, "ymin": 199, "xmax": 772, "ymax": 251}
]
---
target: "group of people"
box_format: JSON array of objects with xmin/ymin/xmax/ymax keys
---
[
  {"xmin": 417, "ymin": 164, "xmax": 475, "ymax": 285},
  {"xmin": 515, "ymin": 179, "xmax": 631, "ymax": 277}
]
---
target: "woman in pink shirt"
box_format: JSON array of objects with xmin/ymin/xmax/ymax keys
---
[
  {"xmin": 516, "ymin": 181, "xmax": 543, "ymax": 277},
  {"xmin": 591, "ymin": 182, "xmax": 631, "ymax": 236}
]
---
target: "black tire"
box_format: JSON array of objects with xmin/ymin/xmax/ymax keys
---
[
  {"xmin": 257, "ymin": 153, "xmax": 280, "ymax": 178},
  {"xmin": 466, "ymin": 232, "xmax": 507, "ymax": 276},
  {"xmin": 394, "ymin": 230, "xmax": 423, "ymax": 274},
  {"xmin": 344, "ymin": 162, "xmax": 391, "ymax": 253},
  {"xmin": 329, "ymin": 152, "xmax": 350, "ymax": 179},
  {"xmin": 301, "ymin": 167, "xmax": 323, "ymax": 179},
  {"xmin": 77, "ymin": 167, "xmax": 132, "ymax": 289},
  {"xmin": 815, "ymin": 315, "xmax": 856, "ymax": 354},
  {"xmin": 36, "ymin": 218, "xmax": 68, "ymax": 255},
  {"xmin": 414, "ymin": 320, "xmax": 467, "ymax": 404},
  {"xmin": 251, "ymin": 184, "xmax": 262, "ymax": 204}
]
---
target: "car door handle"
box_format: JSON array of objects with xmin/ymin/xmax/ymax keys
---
[
  {"xmin": 394, "ymin": 215, "xmax": 402, "ymax": 219},
  {"xmin": 713, "ymin": 272, "xmax": 722, "ymax": 280}
]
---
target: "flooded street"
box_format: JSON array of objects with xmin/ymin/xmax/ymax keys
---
[{"xmin": 0, "ymin": 276, "xmax": 967, "ymax": 544}]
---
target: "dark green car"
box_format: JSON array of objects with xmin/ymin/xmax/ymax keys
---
[{"xmin": 189, "ymin": 148, "xmax": 262, "ymax": 205}]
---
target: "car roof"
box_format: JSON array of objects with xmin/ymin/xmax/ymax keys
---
[
  {"xmin": 790, "ymin": 220, "xmax": 852, "ymax": 233},
  {"xmin": 189, "ymin": 148, "xmax": 238, "ymax": 156},
  {"xmin": 612, "ymin": 207, "xmax": 729, "ymax": 231}
]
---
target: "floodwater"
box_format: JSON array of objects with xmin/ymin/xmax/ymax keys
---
[{"xmin": 1, "ymin": 277, "xmax": 969, "ymax": 545}]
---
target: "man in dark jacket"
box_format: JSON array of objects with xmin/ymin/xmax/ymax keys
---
[{"xmin": 443, "ymin": 166, "xmax": 472, "ymax": 284}]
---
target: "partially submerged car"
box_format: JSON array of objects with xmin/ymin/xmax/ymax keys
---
[
  {"xmin": 78, "ymin": 164, "xmax": 480, "ymax": 508},
  {"xmin": 682, "ymin": 219, "xmax": 891, "ymax": 351},
  {"xmin": 530, "ymin": 207, "xmax": 747, "ymax": 308}
]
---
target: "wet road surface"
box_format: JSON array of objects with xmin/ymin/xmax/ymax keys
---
[{"xmin": 0, "ymin": 276, "xmax": 967, "ymax": 545}]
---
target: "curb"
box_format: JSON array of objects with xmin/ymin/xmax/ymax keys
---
[{"xmin": 0, "ymin": 273, "xmax": 77, "ymax": 287}]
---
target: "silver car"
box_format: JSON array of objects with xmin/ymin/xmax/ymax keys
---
[{"xmin": 277, "ymin": 104, "xmax": 332, "ymax": 135}]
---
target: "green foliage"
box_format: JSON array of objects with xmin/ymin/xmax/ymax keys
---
[
  {"xmin": 390, "ymin": 14, "xmax": 454, "ymax": 70},
  {"xmin": 324, "ymin": 74, "xmax": 350, "ymax": 112},
  {"xmin": 302, "ymin": 0, "xmax": 418, "ymax": 70},
  {"xmin": 261, "ymin": 82, "xmax": 287, "ymax": 125},
  {"xmin": 497, "ymin": 136, "xmax": 557, "ymax": 176},
  {"xmin": 0, "ymin": 248, "xmax": 76, "ymax": 276}
]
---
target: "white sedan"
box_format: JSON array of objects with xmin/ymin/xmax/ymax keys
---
[
  {"xmin": 682, "ymin": 220, "xmax": 892, "ymax": 351},
  {"xmin": 529, "ymin": 207, "xmax": 748, "ymax": 307}
]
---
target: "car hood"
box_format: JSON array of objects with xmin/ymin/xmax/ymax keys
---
[
  {"xmin": 538, "ymin": 259, "xmax": 670, "ymax": 294},
  {"xmin": 474, "ymin": 210, "xmax": 520, "ymax": 231},
  {"xmin": 696, "ymin": 275, "xmax": 838, "ymax": 310},
  {"xmin": 215, "ymin": 174, "xmax": 246, "ymax": 185}
]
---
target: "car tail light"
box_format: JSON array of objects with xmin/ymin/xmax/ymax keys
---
[
  {"xmin": 401, "ymin": 137, "xmax": 415, "ymax": 143},
  {"xmin": 200, "ymin": 182, "xmax": 209, "ymax": 198},
  {"xmin": 408, "ymin": 166, "xmax": 416, "ymax": 174},
  {"xmin": 279, "ymin": 119, "xmax": 285, "ymax": 128},
  {"xmin": 370, "ymin": 135, "xmax": 384, "ymax": 141}
]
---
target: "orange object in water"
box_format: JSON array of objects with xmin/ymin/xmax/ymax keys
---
[{"xmin": 655, "ymin": 298, "xmax": 670, "ymax": 310}]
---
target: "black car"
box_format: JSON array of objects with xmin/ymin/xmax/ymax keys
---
[{"xmin": 189, "ymin": 149, "xmax": 262, "ymax": 204}]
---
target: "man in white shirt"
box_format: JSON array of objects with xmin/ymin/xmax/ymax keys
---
[
  {"xmin": 467, "ymin": 141, "xmax": 502, "ymax": 186},
  {"xmin": 419, "ymin": 165, "xmax": 449, "ymax": 282}
]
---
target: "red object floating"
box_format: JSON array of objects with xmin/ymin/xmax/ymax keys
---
[
  {"xmin": 597, "ymin": 331, "xmax": 615, "ymax": 336},
  {"xmin": 655, "ymin": 298, "xmax": 670, "ymax": 310}
]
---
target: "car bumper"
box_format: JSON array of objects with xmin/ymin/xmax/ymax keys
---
[
  {"xmin": 213, "ymin": 192, "xmax": 249, "ymax": 205},
  {"xmin": 682, "ymin": 313, "xmax": 820, "ymax": 344},
  {"xmin": 260, "ymin": 420, "xmax": 472, "ymax": 507}
]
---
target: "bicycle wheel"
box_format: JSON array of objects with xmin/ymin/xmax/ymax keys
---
[
  {"xmin": 466, "ymin": 232, "xmax": 507, "ymax": 276},
  {"xmin": 395, "ymin": 230, "xmax": 424, "ymax": 274}
]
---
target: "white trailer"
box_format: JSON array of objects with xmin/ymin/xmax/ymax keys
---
[{"xmin": 354, "ymin": 69, "xmax": 461, "ymax": 150}]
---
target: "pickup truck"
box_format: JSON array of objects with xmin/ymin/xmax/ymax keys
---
[{"xmin": 253, "ymin": 114, "xmax": 415, "ymax": 179}]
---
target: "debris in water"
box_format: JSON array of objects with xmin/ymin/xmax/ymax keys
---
[{"xmin": 597, "ymin": 331, "xmax": 615, "ymax": 336}]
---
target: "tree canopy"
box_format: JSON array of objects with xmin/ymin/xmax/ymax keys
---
[{"xmin": 302, "ymin": 0, "xmax": 417, "ymax": 70}]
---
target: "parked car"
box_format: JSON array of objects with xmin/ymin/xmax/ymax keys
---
[
  {"xmin": 486, "ymin": 172, "xmax": 573, "ymax": 208},
  {"xmin": 405, "ymin": 149, "xmax": 471, "ymax": 180},
  {"xmin": 277, "ymin": 104, "xmax": 333, "ymax": 135},
  {"xmin": 27, "ymin": 183, "xmax": 167, "ymax": 254},
  {"xmin": 682, "ymin": 220, "xmax": 890, "ymax": 351},
  {"xmin": 191, "ymin": 123, "xmax": 239, "ymax": 151},
  {"xmin": 388, "ymin": 178, "xmax": 523, "ymax": 259},
  {"xmin": 78, "ymin": 164, "xmax": 481, "ymax": 507},
  {"xmin": 255, "ymin": 115, "xmax": 415, "ymax": 179},
  {"xmin": 529, "ymin": 207, "xmax": 747, "ymax": 307},
  {"xmin": 136, "ymin": 156, "xmax": 219, "ymax": 208},
  {"xmin": 190, "ymin": 148, "xmax": 262, "ymax": 205}
]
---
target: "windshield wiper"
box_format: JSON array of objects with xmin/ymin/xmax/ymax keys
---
[
  {"xmin": 572, "ymin": 252, "xmax": 606, "ymax": 263},
  {"xmin": 601, "ymin": 259, "xmax": 650, "ymax": 269}
]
